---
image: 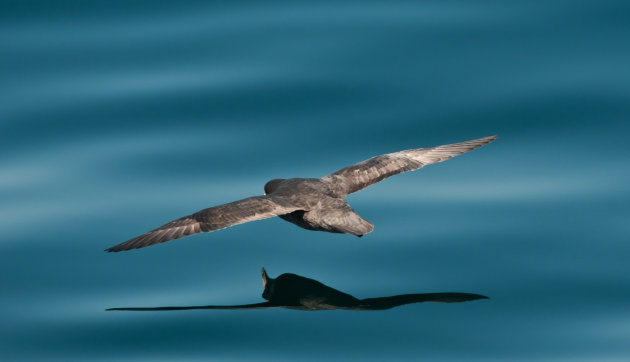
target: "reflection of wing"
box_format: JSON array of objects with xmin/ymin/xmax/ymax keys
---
[
  {"xmin": 106, "ymin": 292, "xmax": 488, "ymax": 312},
  {"xmin": 106, "ymin": 195, "xmax": 299, "ymax": 252},
  {"xmin": 355, "ymin": 292, "xmax": 488, "ymax": 310},
  {"xmin": 324, "ymin": 136, "xmax": 497, "ymax": 195},
  {"xmin": 107, "ymin": 302, "xmax": 276, "ymax": 311}
]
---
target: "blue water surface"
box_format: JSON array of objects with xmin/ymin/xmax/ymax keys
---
[{"xmin": 1, "ymin": 0, "xmax": 629, "ymax": 360}]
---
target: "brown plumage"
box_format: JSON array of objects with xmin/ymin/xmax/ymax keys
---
[{"xmin": 106, "ymin": 135, "xmax": 496, "ymax": 252}]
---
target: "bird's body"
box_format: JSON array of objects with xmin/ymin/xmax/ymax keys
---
[
  {"xmin": 106, "ymin": 135, "xmax": 496, "ymax": 252},
  {"xmin": 269, "ymin": 177, "xmax": 374, "ymax": 236}
]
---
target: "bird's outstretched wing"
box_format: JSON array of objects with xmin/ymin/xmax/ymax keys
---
[
  {"xmin": 323, "ymin": 135, "xmax": 497, "ymax": 195},
  {"xmin": 355, "ymin": 292, "xmax": 489, "ymax": 310},
  {"xmin": 106, "ymin": 196, "xmax": 299, "ymax": 252}
]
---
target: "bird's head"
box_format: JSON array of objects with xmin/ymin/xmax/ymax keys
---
[
  {"xmin": 264, "ymin": 179, "xmax": 285, "ymax": 195},
  {"xmin": 261, "ymin": 267, "xmax": 276, "ymax": 300}
]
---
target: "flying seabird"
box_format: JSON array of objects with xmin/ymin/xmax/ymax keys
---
[
  {"xmin": 106, "ymin": 135, "xmax": 496, "ymax": 252},
  {"xmin": 107, "ymin": 268, "xmax": 488, "ymax": 311}
]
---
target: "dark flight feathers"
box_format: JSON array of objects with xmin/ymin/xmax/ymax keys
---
[
  {"xmin": 325, "ymin": 135, "xmax": 497, "ymax": 195},
  {"xmin": 106, "ymin": 196, "xmax": 297, "ymax": 252}
]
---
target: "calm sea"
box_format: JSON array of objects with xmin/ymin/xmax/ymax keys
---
[{"xmin": 1, "ymin": 1, "xmax": 629, "ymax": 360}]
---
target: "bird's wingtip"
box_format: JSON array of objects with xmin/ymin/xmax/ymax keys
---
[{"xmin": 105, "ymin": 242, "xmax": 137, "ymax": 252}]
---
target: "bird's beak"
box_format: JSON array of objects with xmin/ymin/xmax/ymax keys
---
[{"xmin": 261, "ymin": 267, "xmax": 269, "ymax": 288}]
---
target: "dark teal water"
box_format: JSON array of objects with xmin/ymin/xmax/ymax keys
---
[{"xmin": 2, "ymin": 1, "xmax": 629, "ymax": 360}]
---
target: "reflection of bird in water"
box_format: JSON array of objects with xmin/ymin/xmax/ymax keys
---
[
  {"xmin": 107, "ymin": 135, "xmax": 496, "ymax": 252},
  {"xmin": 107, "ymin": 268, "xmax": 488, "ymax": 311}
]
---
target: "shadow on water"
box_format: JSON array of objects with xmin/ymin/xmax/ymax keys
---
[{"xmin": 108, "ymin": 268, "xmax": 488, "ymax": 312}]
